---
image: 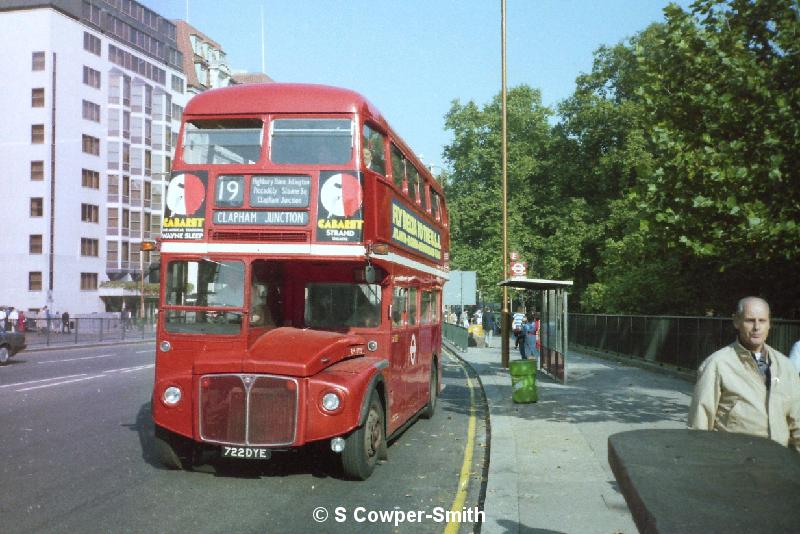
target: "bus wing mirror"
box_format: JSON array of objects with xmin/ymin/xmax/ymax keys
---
[{"xmin": 365, "ymin": 264, "xmax": 376, "ymax": 284}]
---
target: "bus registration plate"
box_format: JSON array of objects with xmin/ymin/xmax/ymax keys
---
[{"xmin": 222, "ymin": 446, "xmax": 271, "ymax": 460}]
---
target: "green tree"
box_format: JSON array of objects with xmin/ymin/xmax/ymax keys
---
[{"xmin": 571, "ymin": 0, "xmax": 800, "ymax": 315}]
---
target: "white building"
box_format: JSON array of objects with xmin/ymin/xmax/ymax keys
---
[{"xmin": 0, "ymin": 1, "xmax": 188, "ymax": 316}]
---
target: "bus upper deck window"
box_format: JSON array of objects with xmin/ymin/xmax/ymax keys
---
[
  {"xmin": 362, "ymin": 124, "xmax": 386, "ymax": 175},
  {"xmin": 271, "ymin": 119, "xmax": 353, "ymax": 165},
  {"xmin": 182, "ymin": 119, "xmax": 263, "ymax": 165}
]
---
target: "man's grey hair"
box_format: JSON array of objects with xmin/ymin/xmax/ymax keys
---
[{"xmin": 735, "ymin": 296, "xmax": 770, "ymax": 318}]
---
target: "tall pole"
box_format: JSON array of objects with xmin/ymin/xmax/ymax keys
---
[
  {"xmin": 261, "ymin": 4, "xmax": 266, "ymax": 74},
  {"xmin": 500, "ymin": 0, "xmax": 510, "ymax": 368},
  {"xmin": 140, "ymin": 248, "xmax": 145, "ymax": 321}
]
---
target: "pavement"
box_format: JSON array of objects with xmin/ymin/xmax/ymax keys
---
[{"xmin": 455, "ymin": 341, "xmax": 695, "ymax": 534}]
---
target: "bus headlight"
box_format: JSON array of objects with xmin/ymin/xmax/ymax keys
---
[
  {"xmin": 367, "ymin": 340, "xmax": 378, "ymax": 352},
  {"xmin": 159, "ymin": 340, "xmax": 172, "ymax": 352},
  {"xmin": 162, "ymin": 386, "xmax": 182, "ymax": 406},
  {"xmin": 331, "ymin": 437, "xmax": 345, "ymax": 453},
  {"xmin": 321, "ymin": 392, "xmax": 341, "ymax": 412}
]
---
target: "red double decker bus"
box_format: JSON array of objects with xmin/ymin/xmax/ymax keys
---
[{"xmin": 151, "ymin": 84, "xmax": 449, "ymax": 479}]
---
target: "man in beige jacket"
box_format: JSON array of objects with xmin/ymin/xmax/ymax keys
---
[{"xmin": 688, "ymin": 297, "xmax": 800, "ymax": 450}]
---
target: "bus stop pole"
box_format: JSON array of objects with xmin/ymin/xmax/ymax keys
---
[{"xmin": 500, "ymin": 0, "xmax": 510, "ymax": 369}]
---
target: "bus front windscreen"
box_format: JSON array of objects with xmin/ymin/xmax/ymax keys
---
[
  {"xmin": 183, "ymin": 119, "xmax": 263, "ymax": 165},
  {"xmin": 164, "ymin": 259, "xmax": 245, "ymax": 334},
  {"xmin": 270, "ymin": 119, "xmax": 353, "ymax": 165}
]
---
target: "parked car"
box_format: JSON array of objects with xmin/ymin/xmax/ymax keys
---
[{"xmin": 0, "ymin": 331, "xmax": 26, "ymax": 364}]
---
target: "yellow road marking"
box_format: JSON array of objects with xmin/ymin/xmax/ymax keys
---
[{"xmin": 444, "ymin": 353, "xmax": 477, "ymax": 534}]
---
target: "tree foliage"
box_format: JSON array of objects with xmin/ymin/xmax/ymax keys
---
[{"xmin": 443, "ymin": 0, "xmax": 800, "ymax": 317}]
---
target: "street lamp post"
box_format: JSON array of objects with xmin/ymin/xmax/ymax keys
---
[{"xmin": 500, "ymin": 0, "xmax": 510, "ymax": 368}]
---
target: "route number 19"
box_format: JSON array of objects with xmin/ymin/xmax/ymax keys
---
[{"xmin": 215, "ymin": 175, "xmax": 244, "ymax": 207}]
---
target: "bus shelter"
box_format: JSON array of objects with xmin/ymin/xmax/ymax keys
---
[{"xmin": 499, "ymin": 278, "xmax": 573, "ymax": 383}]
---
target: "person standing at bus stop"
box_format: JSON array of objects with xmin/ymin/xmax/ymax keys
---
[
  {"xmin": 688, "ymin": 297, "xmax": 800, "ymax": 450},
  {"xmin": 482, "ymin": 307, "xmax": 496, "ymax": 348},
  {"xmin": 512, "ymin": 306, "xmax": 525, "ymax": 349}
]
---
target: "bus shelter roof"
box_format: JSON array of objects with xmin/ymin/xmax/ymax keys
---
[{"xmin": 498, "ymin": 278, "xmax": 574, "ymax": 290}]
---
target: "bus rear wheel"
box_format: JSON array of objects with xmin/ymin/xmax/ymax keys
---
[
  {"xmin": 341, "ymin": 392, "xmax": 386, "ymax": 480},
  {"xmin": 420, "ymin": 361, "xmax": 438, "ymax": 419}
]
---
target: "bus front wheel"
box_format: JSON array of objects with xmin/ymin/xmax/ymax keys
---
[
  {"xmin": 154, "ymin": 426, "xmax": 194, "ymax": 470},
  {"xmin": 341, "ymin": 392, "xmax": 386, "ymax": 480}
]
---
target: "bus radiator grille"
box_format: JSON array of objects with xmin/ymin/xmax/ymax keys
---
[
  {"xmin": 210, "ymin": 230, "xmax": 309, "ymax": 242},
  {"xmin": 199, "ymin": 374, "xmax": 298, "ymax": 447}
]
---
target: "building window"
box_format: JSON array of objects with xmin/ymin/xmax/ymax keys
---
[
  {"xmin": 82, "ymin": 134, "xmax": 100, "ymax": 155},
  {"xmin": 106, "ymin": 240, "xmax": 118, "ymax": 266},
  {"xmin": 80, "ymin": 273, "xmax": 98, "ymax": 290},
  {"xmin": 109, "ymin": 73, "xmax": 121, "ymax": 104},
  {"xmin": 123, "ymin": 111, "xmax": 131, "ymax": 139},
  {"xmin": 32, "ymin": 124, "xmax": 45, "ymax": 144},
  {"xmin": 81, "ymin": 203, "xmax": 99, "ymax": 223},
  {"xmin": 32, "ymin": 51, "xmax": 45, "ymax": 71},
  {"xmin": 171, "ymin": 74, "xmax": 184, "ymax": 93},
  {"xmin": 31, "ymin": 161, "xmax": 44, "ymax": 181},
  {"xmin": 30, "ymin": 198, "xmax": 44, "ymax": 217},
  {"xmin": 81, "ymin": 238, "xmax": 99, "ymax": 257},
  {"xmin": 123, "ymin": 143, "xmax": 130, "ymax": 171},
  {"xmin": 82, "ymin": 169, "xmax": 100, "ymax": 189},
  {"xmin": 82, "ymin": 100, "xmax": 101, "ymax": 122},
  {"xmin": 32, "ymin": 88, "xmax": 45, "ymax": 107},
  {"xmin": 82, "ymin": 1, "xmax": 101, "ymax": 25},
  {"xmin": 29, "ymin": 272, "xmax": 43, "ymax": 291},
  {"xmin": 151, "ymin": 213, "xmax": 161, "ymax": 234},
  {"xmin": 107, "ymin": 207, "xmax": 119, "ymax": 233},
  {"xmin": 83, "ymin": 66, "xmax": 101, "ymax": 89},
  {"xmin": 83, "ymin": 32, "xmax": 101, "ymax": 55},
  {"xmin": 171, "ymin": 103, "xmax": 183, "ymax": 121},
  {"xmin": 29, "ymin": 235, "xmax": 43, "ymax": 254}
]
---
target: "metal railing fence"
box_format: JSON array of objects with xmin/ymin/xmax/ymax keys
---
[
  {"xmin": 9, "ymin": 317, "xmax": 155, "ymax": 348},
  {"xmin": 443, "ymin": 322, "xmax": 469, "ymax": 351},
  {"xmin": 569, "ymin": 314, "xmax": 800, "ymax": 371}
]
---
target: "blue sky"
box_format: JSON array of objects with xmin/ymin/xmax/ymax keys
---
[{"xmin": 142, "ymin": 0, "xmax": 692, "ymax": 170}]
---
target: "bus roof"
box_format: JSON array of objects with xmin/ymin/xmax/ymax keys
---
[{"xmin": 183, "ymin": 83, "xmax": 386, "ymax": 121}]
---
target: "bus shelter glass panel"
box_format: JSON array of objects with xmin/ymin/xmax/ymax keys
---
[
  {"xmin": 183, "ymin": 119, "xmax": 263, "ymax": 164},
  {"xmin": 270, "ymin": 119, "xmax": 353, "ymax": 165}
]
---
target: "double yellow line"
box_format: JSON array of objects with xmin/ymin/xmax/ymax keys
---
[{"xmin": 444, "ymin": 353, "xmax": 478, "ymax": 534}]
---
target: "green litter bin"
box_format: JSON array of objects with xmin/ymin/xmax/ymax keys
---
[{"xmin": 509, "ymin": 359, "xmax": 537, "ymax": 403}]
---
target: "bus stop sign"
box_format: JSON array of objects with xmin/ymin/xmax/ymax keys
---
[{"xmin": 510, "ymin": 261, "xmax": 527, "ymax": 278}]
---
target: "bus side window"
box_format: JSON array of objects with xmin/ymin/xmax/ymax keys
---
[
  {"xmin": 392, "ymin": 287, "xmax": 407, "ymax": 327},
  {"xmin": 362, "ymin": 124, "xmax": 386, "ymax": 175},
  {"xmin": 408, "ymin": 287, "xmax": 418, "ymax": 326},
  {"xmin": 420, "ymin": 179, "xmax": 429, "ymax": 212},
  {"xmin": 408, "ymin": 166, "xmax": 420, "ymax": 205},
  {"xmin": 430, "ymin": 191, "xmax": 441, "ymax": 222},
  {"xmin": 390, "ymin": 144, "xmax": 405, "ymax": 191}
]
